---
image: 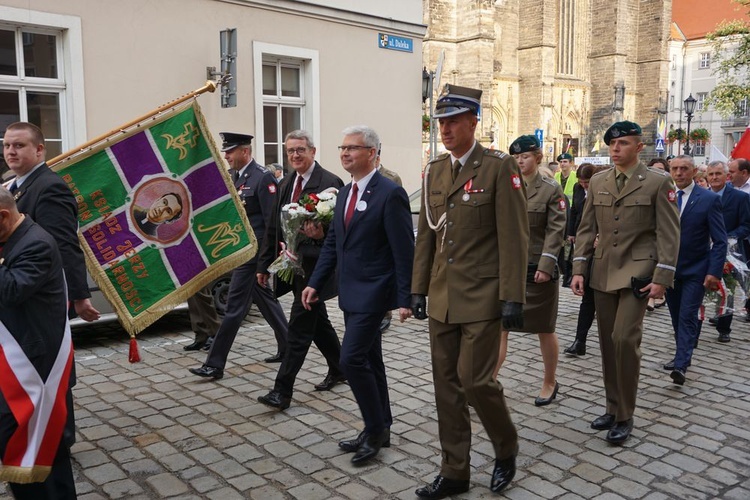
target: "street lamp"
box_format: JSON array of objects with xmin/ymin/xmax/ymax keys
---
[
  {"xmin": 683, "ymin": 94, "xmax": 697, "ymax": 155},
  {"xmin": 422, "ymin": 67, "xmax": 437, "ymax": 161}
]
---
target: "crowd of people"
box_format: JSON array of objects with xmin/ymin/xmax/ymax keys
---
[{"xmin": 2, "ymin": 81, "xmax": 748, "ymax": 499}]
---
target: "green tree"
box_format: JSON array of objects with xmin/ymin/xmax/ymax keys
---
[{"xmin": 706, "ymin": 0, "xmax": 750, "ymax": 117}]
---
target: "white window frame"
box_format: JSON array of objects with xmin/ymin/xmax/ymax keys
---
[
  {"xmin": 0, "ymin": 6, "xmax": 85, "ymax": 151},
  {"xmin": 699, "ymin": 52, "xmax": 710, "ymax": 69},
  {"xmin": 697, "ymin": 92, "xmax": 707, "ymax": 112},
  {"xmin": 253, "ymin": 42, "xmax": 319, "ymax": 166}
]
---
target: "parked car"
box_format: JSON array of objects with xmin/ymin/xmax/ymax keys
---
[
  {"xmin": 70, "ymin": 273, "xmax": 231, "ymax": 328},
  {"xmin": 409, "ymin": 188, "xmax": 421, "ymax": 237}
]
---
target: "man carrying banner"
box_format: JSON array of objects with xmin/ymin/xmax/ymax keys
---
[
  {"xmin": 0, "ymin": 188, "xmax": 76, "ymax": 498},
  {"xmin": 190, "ymin": 132, "xmax": 288, "ymax": 380},
  {"xmin": 256, "ymin": 130, "xmax": 345, "ymax": 410}
]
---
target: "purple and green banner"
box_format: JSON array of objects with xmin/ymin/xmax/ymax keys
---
[{"xmin": 52, "ymin": 101, "xmax": 255, "ymax": 335}]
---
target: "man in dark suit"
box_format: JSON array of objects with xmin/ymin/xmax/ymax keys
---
[
  {"xmin": 665, "ymin": 156, "xmax": 726, "ymax": 385},
  {"xmin": 189, "ymin": 133, "xmax": 288, "ymax": 380},
  {"xmin": 3, "ymin": 122, "xmax": 99, "ymax": 321},
  {"xmin": 256, "ymin": 130, "xmax": 346, "ymax": 409},
  {"xmin": 302, "ymin": 125, "xmax": 414, "ymax": 465},
  {"xmin": 3, "ymin": 122, "xmax": 97, "ymax": 449},
  {"xmin": 0, "ymin": 188, "xmax": 76, "ymax": 499},
  {"xmin": 706, "ymin": 160, "xmax": 750, "ymax": 343}
]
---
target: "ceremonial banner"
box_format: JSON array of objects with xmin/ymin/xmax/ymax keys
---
[{"xmin": 51, "ymin": 101, "xmax": 255, "ymax": 335}]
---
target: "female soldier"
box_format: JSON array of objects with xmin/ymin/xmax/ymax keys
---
[{"xmin": 493, "ymin": 135, "xmax": 566, "ymax": 406}]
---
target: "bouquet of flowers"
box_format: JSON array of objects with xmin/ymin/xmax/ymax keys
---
[
  {"xmin": 268, "ymin": 187, "xmax": 338, "ymax": 283},
  {"xmin": 702, "ymin": 238, "xmax": 750, "ymax": 318}
]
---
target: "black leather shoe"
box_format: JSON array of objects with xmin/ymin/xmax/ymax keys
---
[
  {"xmin": 591, "ymin": 413, "xmax": 615, "ymax": 430},
  {"xmin": 202, "ymin": 337, "xmax": 214, "ymax": 351},
  {"xmin": 664, "ymin": 359, "xmax": 690, "ymax": 371},
  {"xmin": 606, "ymin": 418, "xmax": 634, "ymax": 444},
  {"xmin": 188, "ymin": 365, "xmax": 223, "ymax": 379},
  {"xmin": 264, "ymin": 352, "xmax": 284, "ymax": 363},
  {"xmin": 351, "ymin": 429, "xmax": 389, "ymax": 465},
  {"xmin": 490, "ymin": 454, "xmax": 516, "ymax": 493},
  {"xmin": 670, "ymin": 368, "xmax": 686, "ymax": 386},
  {"xmin": 314, "ymin": 373, "xmax": 346, "ymax": 391},
  {"xmin": 183, "ymin": 340, "xmax": 205, "ymax": 351},
  {"xmin": 718, "ymin": 332, "xmax": 731, "ymax": 343},
  {"xmin": 258, "ymin": 390, "xmax": 291, "ymax": 410},
  {"xmin": 563, "ymin": 340, "xmax": 586, "ymax": 356},
  {"xmin": 534, "ymin": 382, "xmax": 559, "ymax": 407},
  {"xmin": 415, "ymin": 475, "xmax": 470, "ymax": 499},
  {"xmin": 339, "ymin": 429, "xmax": 391, "ymax": 453},
  {"xmin": 379, "ymin": 312, "xmax": 392, "ymax": 332},
  {"xmin": 708, "ymin": 316, "xmax": 719, "ymax": 325}
]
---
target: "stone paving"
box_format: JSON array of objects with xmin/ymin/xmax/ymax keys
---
[{"xmin": 5, "ymin": 288, "xmax": 750, "ymax": 499}]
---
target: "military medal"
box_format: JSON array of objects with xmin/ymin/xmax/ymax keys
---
[{"xmin": 462, "ymin": 179, "xmax": 484, "ymax": 201}]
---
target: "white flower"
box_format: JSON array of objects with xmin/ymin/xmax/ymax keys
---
[{"xmin": 316, "ymin": 202, "xmax": 333, "ymax": 215}]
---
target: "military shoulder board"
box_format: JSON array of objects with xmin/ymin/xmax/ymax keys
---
[
  {"xmin": 428, "ymin": 152, "xmax": 450, "ymax": 164},
  {"xmin": 485, "ymin": 149, "xmax": 507, "ymax": 159}
]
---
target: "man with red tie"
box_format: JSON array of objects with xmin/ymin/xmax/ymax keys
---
[
  {"xmin": 301, "ymin": 126, "xmax": 414, "ymax": 465},
  {"xmin": 256, "ymin": 130, "xmax": 346, "ymax": 409}
]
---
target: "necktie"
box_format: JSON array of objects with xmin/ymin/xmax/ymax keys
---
[
  {"xmin": 616, "ymin": 172, "xmax": 625, "ymax": 193},
  {"xmin": 677, "ymin": 190, "xmax": 684, "ymax": 212},
  {"xmin": 291, "ymin": 175, "xmax": 303, "ymax": 203},
  {"xmin": 8, "ymin": 181, "xmax": 17, "ymax": 194},
  {"xmin": 344, "ymin": 183, "xmax": 359, "ymax": 229},
  {"xmin": 231, "ymin": 170, "xmax": 239, "ymax": 184},
  {"xmin": 452, "ymin": 160, "xmax": 461, "ymax": 182}
]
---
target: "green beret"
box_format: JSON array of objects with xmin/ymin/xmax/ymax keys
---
[
  {"xmin": 510, "ymin": 135, "xmax": 540, "ymax": 154},
  {"xmin": 603, "ymin": 121, "xmax": 642, "ymax": 145},
  {"xmin": 556, "ymin": 152, "xmax": 573, "ymax": 161}
]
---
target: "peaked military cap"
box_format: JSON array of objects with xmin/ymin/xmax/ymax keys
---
[
  {"xmin": 603, "ymin": 121, "xmax": 642, "ymax": 145},
  {"xmin": 433, "ymin": 84, "xmax": 482, "ymax": 118},
  {"xmin": 556, "ymin": 152, "xmax": 574, "ymax": 161},
  {"xmin": 510, "ymin": 135, "xmax": 540, "ymax": 154},
  {"xmin": 220, "ymin": 132, "xmax": 254, "ymax": 152}
]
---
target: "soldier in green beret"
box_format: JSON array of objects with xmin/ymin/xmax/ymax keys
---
[
  {"xmin": 554, "ymin": 152, "xmax": 577, "ymax": 201},
  {"xmin": 571, "ymin": 121, "xmax": 680, "ymax": 444},
  {"xmin": 494, "ymin": 135, "xmax": 566, "ymax": 406}
]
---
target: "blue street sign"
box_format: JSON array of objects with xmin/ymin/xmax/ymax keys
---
[
  {"xmin": 535, "ymin": 128, "xmax": 544, "ymax": 145},
  {"xmin": 655, "ymin": 138, "xmax": 665, "ymax": 153},
  {"xmin": 378, "ymin": 34, "xmax": 413, "ymax": 53}
]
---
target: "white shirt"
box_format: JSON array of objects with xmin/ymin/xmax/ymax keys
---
[
  {"xmin": 290, "ymin": 163, "xmax": 316, "ymax": 202},
  {"xmin": 345, "ymin": 167, "xmax": 377, "ymax": 211},
  {"xmin": 677, "ymin": 181, "xmax": 695, "ymax": 217},
  {"xmin": 739, "ymin": 179, "xmax": 750, "ymax": 194}
]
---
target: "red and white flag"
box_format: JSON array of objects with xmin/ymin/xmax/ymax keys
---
[{"xmin": 0, "ymin": 318, "xmax": 73, "ymax": 483}]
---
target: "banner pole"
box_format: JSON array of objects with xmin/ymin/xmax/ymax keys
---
[{"xmin": 48, "ymin": 80, "xmax": 217, "ymax": 167}]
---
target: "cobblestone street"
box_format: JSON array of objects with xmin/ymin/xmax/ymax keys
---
[{"xmin": 8, "ymin": 288, "xmax": 750, "ymax": 499}]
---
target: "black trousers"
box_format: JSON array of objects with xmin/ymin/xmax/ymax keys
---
[
  {"xmin": 273, "ymin": 286, "xmax": 342, "ymax": 398},
  {"xmin": 205, "ymin": 259, "xmax": 288, "ymax": 370},
  {"xmin": 8, "ymin": 441, "xmax": 76, "ymax": 499}
]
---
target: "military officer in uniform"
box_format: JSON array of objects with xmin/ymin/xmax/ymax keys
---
[
  {"xmin": 189, "ymin": 133, "xmax": 288, "ymax": 379},
  {"xmin": 571, "ymin": 121, "xmax": 680, "ymax": 444},
  {"xmin": 411, "ymin": 85, "xmax": 528, "ymax": 498},
  {"xmin": 494, "ymin": 135, "xmax": 566, "ymax": 407}
]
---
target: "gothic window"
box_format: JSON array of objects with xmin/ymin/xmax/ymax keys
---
[{"xmin": 557, "ymin": 0, "xmax": 575, "ymax": 75}]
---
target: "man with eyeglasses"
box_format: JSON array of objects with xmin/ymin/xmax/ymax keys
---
[
  {"xmin": 256, "ymin": 130, "xmax": 346, "ymax": 410},
  {"xmin": 188, "ymin": 132, "xmax": 288, "ymax": 380},
  {"xmin": 301, "ymin": 125, "xmax": 414, "ymax": 465}
]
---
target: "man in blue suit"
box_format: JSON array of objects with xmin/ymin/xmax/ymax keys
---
[
  {"xmin": 302, "ymin": 125, "xmax": 414, "ymax": 465},
  {"xmin": 705, "ymin": 160, "xmax": 750, "ymax": 343},
  {"xmin": 665, "ymin": 156, "xmax": 727, "ymax": 385}
]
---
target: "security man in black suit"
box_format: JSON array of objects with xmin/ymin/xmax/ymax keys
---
[
  {"xmin": 3, "ymin": 122, "xmax": 97, "ymax": 449},
  {"xmin": 256, "ymin": 129, "xmax": 346, "ymax": 410},
  {"xmin": 0, "ymin": 188, "xmax": 76, "ymax": 499},
  {"xmin": 189, "ymin": 133, "xmax": 288, "ymax": 379}
]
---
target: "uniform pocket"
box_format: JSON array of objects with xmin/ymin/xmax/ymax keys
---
[
  {"xmin": 527, "ymin": 201, "xmax": 546, "ymax": 228},
  {"xmin": 460, "ymin": 192, "xmax": 492, "ymax": 228},
  {"xmin": 623, "ymin": 196, "xmax": 652, "ymax": 223}
]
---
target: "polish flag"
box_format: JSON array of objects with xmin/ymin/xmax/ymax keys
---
[{"xmin": 731, "ymin": 126, "xmax": 750, "ymax": 159}]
